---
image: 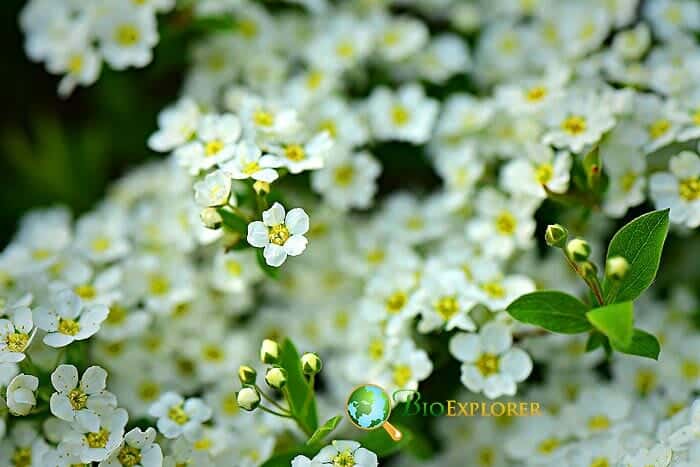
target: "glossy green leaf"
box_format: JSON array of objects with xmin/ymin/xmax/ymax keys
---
[
  {"xmin": 306, "ymin": 416, "xmax": 343, "ymax": 446},
  {"xmin": 603, "ymin": 209, "xmax": 670, "ymax": 303},
  {"xmin": 279, "ymin": 339, "xmax": 318, "ymax": 436},
  {"xmin": 586, "ymin": 301, "xmax": 634, "ymax": 347},
  {"xmin": 217, "ymin": 208, "xmax": 249, "ymax": 235},
  {"xmin": 506, "ymin": 291, "xmax": 592, "ymax": 334},
  {"xmin": 611, "ymin": 329, "xmax": 660, "ymax": 360}
]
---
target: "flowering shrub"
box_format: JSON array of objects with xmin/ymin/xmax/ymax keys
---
[{"xmin": 7, "ymin": 0, "xmax": 700, "ymax": 466}]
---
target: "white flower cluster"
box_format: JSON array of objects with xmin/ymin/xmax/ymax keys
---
[
  {"xmin": 9, "ymin": 0, "xmax": 700, "ymax": 465},
  {"xmin": 20, "ymin": 0, "xmax": 174, "ymax": 96}
]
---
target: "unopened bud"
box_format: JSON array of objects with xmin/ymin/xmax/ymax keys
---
[
  {"xmin": 566, "ymin": 238, "xmax": 591, "ymax": 262},
  {"xmin": 200, "ymin": 208, "xmax": 223, "ymax": 230},
  {"xmin": 265, "ymin": 366, "xmax": 288, "ymax": 390},
  {"xmin": 253, "ymin": 180, "xmax": 270, "ymax": 195},
  {"xmin": 238, "ymin": 365, "xmax": 257, "ymax": 385},
  {"xmin": 260, "ymin": 339, "xmax": 280, "ymax": 364},
  {"xmin": 237, "ymin": 386, "xmax": 260, "ymax": 411},
  {"xmin": 579, "ymin": 260, "xmax": 598, "ymax": 280},
  {"xmin": 300, "ymin": 352, "xmax": 322, "ymax": 375},
  {"xmin": 545, "ymin": 224, "xmax": 568, "ymax": 248},
  {"xmin": 606, "ymin": 256, "xmax": 629, "ymax": 280}
]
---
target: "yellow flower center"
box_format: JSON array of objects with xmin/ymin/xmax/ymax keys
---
[
  {"xmin": 667, "ymin": 402, "xmax": 685, "ymax": 417},
  {"xmin": 333, "ymin": 166, "xmax": 355, "ymax": 186},
  {"xmin": 385, "ymin": 291, "xmax": 407, "ymax": 313},
  {"xmin": 620, "ymin": 172, "xmax": 637, "ymax": 193},
  {"xmin": 587, "ymin": 415, "xmax": 611, "ymax": 431},
  {"xmin": 648, "ymin": 119, "xmax": 671, "ymax": 139},
  {"xmin": 679, "ymin": 177, "xmax": 700, "ymax": 201},
  {"xmin": 74, "ymin": 284, "xmax": 96, "ymax": 300},
  {"xmin": 11, "ymin": 447, "xmax": 31, "ymax": 467},
  {"xmin": 681, "ymin": 359, "xmax": 700, "ymax": 380},
  {"xmin": 32, "ymin": 248, "xmax": 52, "ymax": 260},
  {"xmin": 391, "ymin": 105, "xmax": 410, "ymax": 126},
  {"xmin": 6, "ymin": 332, "xmax": 29, "ymax": 353},
  {"xmin": 335, "ymin": 42, "xmax": 355, "ymax": 58},
  {"xmin": 68, "ymin": 55, "xmax": 83, "ymax": 74},
  {"xmin": 284, "ymin": 144, "xmax": 306, "ymax": 162},
  {"xmin": 168, "ymin": 404, "xmax": 190, "ymax": 425},
  {"xmin": 149, "ymin": 274, "xmax": 170, "ymax": 295},
  {"xmin": 91, "ymin": 237, "xmax": 111, "ymax": 253},
  {"xmin": 534, "ymin": 163, "xmax": 554, "ymax": 185},
  {"xmin": 635, "ymin": 369, "xmax": 656, "ymax": 396},
  {"xmin": 561, "ymin": 115, "xmax": 587, "ymax": 135},
  {"xmin": 406, "ymin": 216, "xmax": 424, "ymax": 230},
  {"xmin": 138, "ymin": 381, "xmax": 160, "ymax": 402},
  {"xmin": 222, "ymin": 392, "xmax": 240, "ymax": 416},
  {"xmin": 117, "ymin": 445, "xmax": 142, "ymax": 467},
  {"xmin": 434, "ymin": 296, "xmax": 460, "ymax": 320},
  {"xmin": 590, "ymin": 457, "xmax": 610, "ymax": 467},
  {"xmin": 477, "ymin": 446, "xmax": 495, "ymax": 467},
  {"xmin": 332, "ymin": 449, "xmax": 355, "ymax": 467},
  {"xmin": 237, "ymin": 19, "xmax": 258, "ymax": 38},
  {"xmin": 268, "ymin": 224, "xmax": 290, "ymax": 246},
  {"xmin": 475, "ymin": 353, "xmax": 500, "ymax": 376},
  {"xmin": 204, "ymin": 139, "xmax": 224, "ymax": 157},
  {"xmin": 525, "ymin": 86, "xmax": 548, "ymax": 102},
  {"xmin": 85, "ymin": 428, "xmax": 110, "ymax": 449},
  {"xmin": 242, "ymin": 161, "xmax": 260, "ymax": 175},
  {"xmin": 106, "ymin": 304, "xmax": 128, "ymax": 325},
  {"xmin": 68, "ymin": 388, "xmax": 88, "ymax": 410},
  {"xmin": 58, "ymin": 318, "xmax": 80, "ymax": 336},
  {"xmin": 368, "ymin": 339, "xmax": 384, "ymax": 361},
  {"xmin": 692, "ymin": 108, "xmax": 700, "ymax": 125},
  {"xmin": 253, "ymin": 110, "xmax": 274, "ymax": 127},
  {"xmin": 495, "ymin": 212, "xmax": 516, "ymax": 235},
  {"xmin": 366, "ymin": 249, "xmax": 385, "ymax": 265},
  {"xmin": 193, "ymin": 438, "xmax": 213, "ymax": 451},
  {"xmin": 306, "ymin": 70, "xmax": 324, "ymax": 90},
  {"xmin": 225, "ymin": 260, "xmax": 242, "ymax": 276},
  {"xmin": 393, "ymin": 364, "xmax": 413, "ymax": 386},
  {"xmin": 537, "ymin": 438, "xmax": 560, "ymax": 454},
  {"xmin": 318, "ymin": 119, "xmax": 337, "ymax": 138},
  {"xmin": 482, "ymin": 281, "xmax": 506, "ymax": 299},
  {"xmin": 115, "ymin": 24, "xmax": 140, "ymax": 46},
  {"xmin": 202, "ymin": 344, "xmax": 224, "ymax": 362}
]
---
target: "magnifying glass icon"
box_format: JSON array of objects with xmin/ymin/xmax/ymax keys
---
[{"xmin": 345, "ymin": 384, "xmax": 402, "ymax": 441}]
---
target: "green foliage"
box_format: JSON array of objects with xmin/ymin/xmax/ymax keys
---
[
  {"xmin": 610, "ymin": 329, "xmax": 660, "ymax": 360},
  {"xmin": 217, "ymin": 208, "xmax": 249, "ymax": 235},
  {"xmin": 306, "ymin": 416, "xmax": 343, "ymax": 447},
  {"xmin": 506, "ymin": 291, "xmax": 592, "ymax": 334},
  {"xmin": 586, "ymin": 301, "xmax": 634, "ymax": 347},
  {"xmin": 359, "ymin": 423, "xmax": 414, "ymax": 458},
  {"xmin": 603, "ymin": 209, "xmax": 670, "ymax": 303},
  {"xmin": 279, "ymin": 339, "xmax": 319, "ymax": 436}
]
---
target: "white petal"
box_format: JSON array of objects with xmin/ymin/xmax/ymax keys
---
[
  {"xmin": 53, "ymin": 290, "xmax": 82, "ymax": 319},
  {"xmin": 11, "ymin": 307, "xmax": 33, "ymax": 333},
  {"xmin": 34, "ymin": 307, "xmax": 59, "ymax": 332},
  {"xmin": 263, "ymin": 244, "xmax": 287, "ymax": 267},
  {"xmin": 52, "ymin": 364, "xmax": 79, "ymax": 392},
  {"xmin": 43, "ymin": 332, "xmax": 75, "ymax": 348},
  {"xmin": 254, "ymin": 168, "xmax": 279, "ymax": 183},
  {"xmin": 481, "ymin": 322, "xmax": 512, "ymax": 354},
  {"xmin": 500, "ymin": 348, "xmax": 533, "ymax": 382},
  {"xmin": 285, "ymin": 208, "xmax": 309, "ymax": 235},
  {"xmin": 50, "ymin": 393, "xmax": 75, "ymax": 421},
  {"xmin": 449, "ymin": 333, "xmax": 481, "ymax": 362},
  {"xmin": 247, "ymin": 222, "xmax": 269, "ymax": 248},
  {"xmin": 283, "ymin": 235, "xmax": 308, "ymax": 256},
  {"xmin": 353, "ymin": 447, "xmax": 379, "ymax": 467},
  {"xmin": 80, "ymin": 366, "xmax": 108, "ymax": 394},
  {"xmin": 75, "ymin": 410, "xmax": 100, "ymax": 433},
  {"xmin": 263, "ymin": 202, "xmax": 286, "ymax": 226},
  {"xmin": 483, "ymin": 374, "xmax": 515, "ymax": 399},
  {"xmin": 460, "ymin": 364, "xmax": 485, "ymax": 392}
]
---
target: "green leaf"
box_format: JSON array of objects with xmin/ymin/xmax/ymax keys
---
[
  {"xmin": 217, "ymin": 208, "xmax": 249, "ymax": 235},
  {"xmin": 506, "ymin": 291, "xmax": 592, "ymax": 334},
  {"xmin": 603, "ymin": 209, "xmax": 670, "ymax": 303},
  {"xmin": 279, "ymin": 339, "xmax": 318, "ymax": 436},
  {"xmin": 359, "ymin": 423, "xmax": 413, "ymax": 457},
  {"xmin": 260, "ymin": 448, "xmax": 315, "ymax": 467},
  {"xmin": 611, "ymin": 329, "xmax": 660, "ymax": 360},
  {"xmin": 586, "ymin": 301, "xmax": 634, "ymax": 347},
  {"xmin": 306, "ymin": 416, "xmax": 343, "ymax": 446},
  {"xmin": 585, "ymin": 332, "xmax": 606, "ymax": 352}
]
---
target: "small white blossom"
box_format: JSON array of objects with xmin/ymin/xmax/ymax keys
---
[
  {"xmin": 0, "ymin": 306, "xmax": 35, "ymax": 363},
  {"xmin": 35, "ymin": 290, "xmax": 108, "ymax": 348},
  {"xmin": 650, "ymin": 151, "xmax": 700, "ymax": 228},
  {"xmin": 148, "ymin": 392, "xmax": 212, "ymax": 440},
  {"xmin": 6, "ymin": 373, "xmax": 39, "ymax": 416},
  {"xmin": 247, "ymin": 203, "xmax": 309, "ymax": 267}
]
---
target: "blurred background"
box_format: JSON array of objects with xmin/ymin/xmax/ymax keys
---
[{"xmin": 0, "ymin": 0, "xmax": 193, "ymax": 246}]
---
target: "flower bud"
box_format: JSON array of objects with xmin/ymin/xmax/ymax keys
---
[
  {"xmin": 260, "ymin": 339, "xmax": 280, "ymax": 364},
  {"xmin": 265, "ymin": 366, "xmax": 288, "ymax": 390},
  {"xmin": 253, "ymin": 180, "xmax": 270, "ymax": 195},
  {"xmin": 579, "ymin": 260, "xmax": 598, "ymax": 280},
  {"xmin": 300, "ymin": 352, "xmax": 322, "ymax": 375},
  {"xmin": 200, "ymin": 208, "xmax": 223, "ymax": 230},
  {"xmin": 545, "ymin": 224, "xmax": 568, "ymax": 248},
  {"xmin": 566, "ymin": 238, "xmax": 591, "ymax": 261},
  {"xmin": 606, "ymin": 256, "xmax": 629, "ymax": 280},
  {"xmin": 238, "ymin": 365, "xmax": 257, "ymax": 385},
  {"xmin": 237, "ymin": 386, "xmax": 260, "ymax": 411}
]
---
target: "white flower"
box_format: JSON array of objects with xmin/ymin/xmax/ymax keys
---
[
  {"xmin": 50, "ymin": 365, "xmax": 117, "ymax": 433},
  {"xmin": 0, "ymin": 422, "xmax": 49, "ymax": 467},
  {"xmin": 6, "ymin": 373, "xmax": 39, "ymax": 416},
  {"xmin": 543, "ymin": 93, "xmax": 616, "ymax": 153},
  {"xmin": 650, "ymin": 151, "xmax": 700, "ymax": 228},
  {"xmin": 48, "ymin": 43, "xmax": 102, "ymax": 97},
  {"xmin": 450, "ymin": 322, "xmax": 532, "ymax": 399},
  {"xmin": 247, "ymin": 203, "xmax": 309, "ymax": 267},
  {"xmin": 98, "ymin": 6, "xmax": 158, "ymax": 70},
  {"xmin": 602, "ymin": 146, "xmax": 646, "ymax": 218},
  {"xmin": 219, "ymin": 140, "xmax": 279, "ymax": 183},
  {"xmin": 500, "ymin": 144, "xmax": 572, "ymax": 200},
  {"xmin": 175, "ymin": 113, "xmax": 241, "ymax": 174},
  {"xmin": 376, "ymin": 17, "xmax": 428, "ymax": 62},
  {"xmin": 35, "ymin": 290, "xmax": 109, "ymax": 347},
  {"xmin": 410, "ymin": 269, "xmax": 478, "ymax": 334},
  {"xmin": 367, "ymin": 83, "xmax": 439, "ymax": 144},
  {"xmin": 193, "ymin": 170, "xmax": 232, "ymax": 207},
  {"xmin": 268, "ymin": 132, "xmax": 331, "ymax": 175},
  {"xmin": 60, "ymin": 407, "xmax": 128, "ymax": 463},
  {"xmin": 311, "ymin": 440, "xmax": 378, "ymax": 467},
  {"xmin": 0, "ymin": 306, "xmax": 35, "ymax": 363},
  {"xmin": 98, "ymin": 427, "xmax": 163, "ymax": 467},
  {"xmin": 148, "ymin": 98, "xmax": 201, "ymax": 152},
  {"xmin": 148, "ymin": 392, "xmax": 212, "ymax": 440},
  {"xmin": 311, "ymin": 149, "xmax": 381, "ymax": 210},
  {"xmin": 376, "ymin": 338, "xmax": 433, "ymax": 398}
]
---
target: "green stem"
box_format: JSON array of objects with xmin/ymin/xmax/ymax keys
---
[
  {"xmin": 258, "ymin": 405, "xmax": 293, "ymax": 418},
  {"xmin": 255, "ymin": 385, "xmax": 289, "ymax": 412}
]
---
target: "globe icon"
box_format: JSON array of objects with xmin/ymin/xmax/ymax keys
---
[{"xmin": 346, "ymin": 384, "xmax": 392, "ymax": 430}]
